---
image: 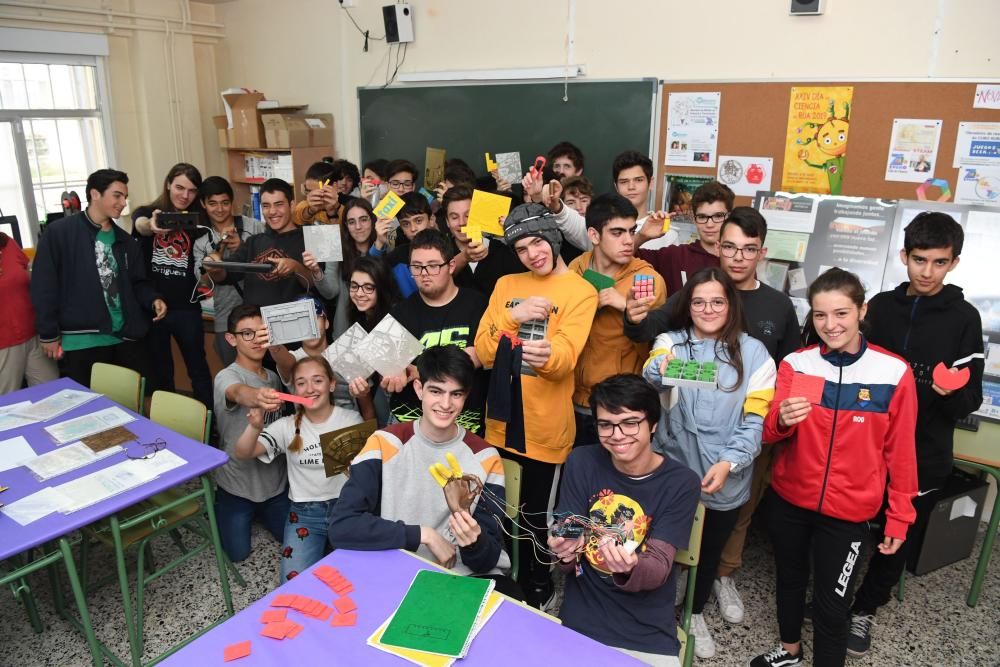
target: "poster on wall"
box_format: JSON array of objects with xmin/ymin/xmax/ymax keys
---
[
  {"xmin": 953, "ymin": 122, "xmax": 1000, "ymax": 167},
  {"xmin": 974, "ymin": 84, "xmax": 1000, "ymax": 110},
  {"xmin": 884, "ymin": 119, "xmax": 943, "ymax": 182},
  {"xmin": 781, "ymin": 86, "xmax": 854, "ymax": 195},
  {"xmin": 717, "ymin": 156, "xmax": 774, "ymax": 197},
  {"xmin": 661, "ymin": 173, "xmax": 715, "ymax": 245},
  {"xmin": 664, "ymin": 92, "xmax": 721, "ymax": 168},
  {"xmin": 955, "ymin": 165, "xmax": 1000, "ymax": 207}
]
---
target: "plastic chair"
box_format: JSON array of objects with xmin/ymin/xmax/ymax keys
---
[
  {"xmin": 90, "ymin": 362, "xmax": 145, "ymax": 414},
  {"xmin": 149, "ymin": 390, "xmax": 213, "ymax": 444},
  {"xmin": 500, "ymin": 458, "xmax": 523, "ymax": 581},
  {"xmin": 674, "ymin": 503, "xmax": 706, "ymax": 667}
]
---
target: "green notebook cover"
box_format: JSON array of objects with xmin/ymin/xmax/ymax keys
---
[
  {"xmin": 582, "ymin": 268, "xmax": 616, "ymax": 292},
  {"xmin": 380, "ymin": 570, "xmax": 495, "ymax": 658}
]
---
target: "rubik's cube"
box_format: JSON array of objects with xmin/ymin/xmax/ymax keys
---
[{"xmin": 633, "ymin": 274, "xmax": 655, "ymax": 299}]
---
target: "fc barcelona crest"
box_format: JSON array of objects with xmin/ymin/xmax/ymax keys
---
[{"xmin": 857, "ymin": 387, "xmax": 871, "ymax": 406}]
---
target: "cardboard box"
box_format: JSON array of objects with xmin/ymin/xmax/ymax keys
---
[
  {"xmin": 261, "ymin": 113, "xmax": 334, "ymax": 149},
  {"xmin": 221, "ymin": 91, "xmax": 308, "ymax": 148},
  {"xmin": 213, "ymin": 115, "xmax": 229, "ymax": 148}
]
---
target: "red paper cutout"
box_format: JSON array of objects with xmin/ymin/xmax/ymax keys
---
[
  {"xmin": 285, "ymin": 622, "xmax": 304, "ymax": 639},
  {"xmin": 223, "ymin": 640, "xmax": 251, "ymax": 661},
  {"xmin": 334, "ymin": 597, "xmax": 357, "ymax": 614},
  {"xmin": 330, "ymin": 612, "xmax": 357, "ymax": 627},
  {"xmin": 260, "ymin": 609, "xmax": 287, "ymax": 624},
  {"xmin": 270, "ymin": 594, "xmax": 296, "ymax": 608},
  {"xmin": 789, "ymin": 373, "xmax": 825, "ymax": 404},
  {"xmin": 932, "ymin": 362, "xmax": 971, "ymax": 390}
]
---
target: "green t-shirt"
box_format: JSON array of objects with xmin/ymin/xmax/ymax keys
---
[{"xmin": 62, "ymin": 227, "xmax": 123, "ymax": 352}]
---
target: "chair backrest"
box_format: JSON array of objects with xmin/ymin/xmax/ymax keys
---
[
  {"xmin": 90, "ymin": 362, "xmax": 144, "ymax": 414},
  {"xmin": 149, "ymin": 390, "xmax": 211, "ymax": 443},
  {"xmin": 499, "ymin": 458, "xmax": 522, "ymax": 520},
  {"xmin": 675, "ymin": 503, "xmax": 706, "ymax": 567}
]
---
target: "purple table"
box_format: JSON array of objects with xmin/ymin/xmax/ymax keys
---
[
  {"xmin": 0, "ymin": 378, "xmax": 232, "ymax": 666},
  {"xmin": 162, "ymin": 549, "xmax": 641, "ymax": 666}
]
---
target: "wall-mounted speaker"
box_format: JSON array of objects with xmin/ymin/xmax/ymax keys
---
[
  {"xmin": 790, "ymin": 0, "xmax": 825, "ymax": 15},
  {"xmin": 383, "ymin": 4, "xmax": 414, "ymax": 43}
]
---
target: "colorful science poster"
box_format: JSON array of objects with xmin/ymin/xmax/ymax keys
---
[
  {"xmin": 665, "ymin": 92, "xmax": 721, "ymax": 168},
  {"xmin": 717, "ymin": 155, "xmax": 774, "ymax": 197},
  {"xmin": 955, "ymin": 165, "xmax": 1000, "ymax": 207},
  {"xmin": 781, "ymin": 86, "xmax": 854, "ymax": 195},
  {"xmin": 884, "ymin": 119, "xmax": 943, "ymax": 182}
]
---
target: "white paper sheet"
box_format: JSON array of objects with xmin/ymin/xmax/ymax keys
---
[
  {"xmin": 0, "ymin": 436, "xmax": 38, "ymax": 472},
  {"xmin": 25, "ymin": 441, "xmax": 123, "ymax": 481},
  {"xmin": 717, "ymin": 155, "xmax": 774, "ymax": 197},
  {"xmin": 329, "ymin": 322, "xmax": 377, "ymax": 381},
  {"xmin": 44, "ymin": 406, "xmax": 136, "ymax": 445},
  {"xmin": 0, "ymin": 401, "xmax": 39, "ymax": 432},
  {"xmin": 949, "ymin": 495, "xmax": 978, "ymax": 521},
  {"xmin": 303, "ymin": 224, "xmax": 343, "ymax": 262},
  {"xmin": 52, "ymin": 460, "xmax": 151, "ymax": 513},
  {"xmin": 953, "ymin": 122, "xmax": 1000, "ymax": 168},
  {"xmin": 356, "ymin": 315, "xmax": 424, "ymax": 378},
  {"xmin": 955, "ymin": 165, "xmax": 1000, "ymax": 207},
  {"xmin": 665, "ymin": 92, "xmax": 721, "ymax": 168},
  {"xmin": 1, "ymin": 487, "xmax": 73, "ymax": 525},
  {"xmin": 13, "ymin": 389, "xmax": 100, "ymax": 422},
  {"xmin": 883, "ymin": 119, "xmax": 943, "ymax": 183}
]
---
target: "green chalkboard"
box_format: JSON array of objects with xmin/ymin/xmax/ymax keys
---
[{"xmin": 359, "ymin": 79, "xmax": 657, "ymax": 189}]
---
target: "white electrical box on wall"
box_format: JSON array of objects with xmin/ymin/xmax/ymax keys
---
[{"xmin": 383, "ymin": 4, "xmax": 414, "ymax": 43}]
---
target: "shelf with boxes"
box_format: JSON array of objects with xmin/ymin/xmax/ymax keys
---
[{"xmin": 214, "ymin": 90, "xmax": 335, "ymax": 215}]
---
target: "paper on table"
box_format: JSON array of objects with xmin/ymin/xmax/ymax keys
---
[
  {"xmin": 25, "ymin": 441, "xmax": 123, "ymax": 481},
  {"xmin": 303, "ymin": 224, "xmax": 343, "ymax": 263},
  {"xmin": 1, "ymin": 487, "xmax": 73, "ymax": 525},
  {"xmin": 356, "ymin": 315, "xmax": 424, "ymax": 378},
  {"xmin": 12, "ymin": 389, "xmax": 100, "ymax": 422},
  {"xmin": 125, "ymin": 448, "xmax": 187, "ymax": 481},
  {"xmin": 45, "ymin": 406, "xmax": 136, "ymax": 445},
  {"xmin": 0, "ymin": 401, "xmax": 39, "ymax": 432},
  {"xmin": 367, "ymin": 591, "xmax": 504, "ymax": 666},
  {"xmin": 0, "ymin": 436, "xmax": 38, "ymax": 472},
  {"xmin": 53, "ymin": 459, "xmax": 153, "ymax": 513}
]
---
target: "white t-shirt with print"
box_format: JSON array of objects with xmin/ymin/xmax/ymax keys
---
[{"xmin": 258, "ymin": 406, "xmax": 363, "ymax": 502}]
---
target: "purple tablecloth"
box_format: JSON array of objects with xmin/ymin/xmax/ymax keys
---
[
  {"xmin": 0, "ymin": 378, "xmax": 227, "ymax": 561},
  {"xmin": 161, "ymin": 549, "xmax": 641, "ymax": 666}
]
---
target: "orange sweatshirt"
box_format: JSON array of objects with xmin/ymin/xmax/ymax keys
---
[
  {"xmin": 474, "ymin": 270, "xmax": 598, "ymax": 464},
  {"xmin": 567, "ymin": 253, "xmax": 666, "ymax": 407}
]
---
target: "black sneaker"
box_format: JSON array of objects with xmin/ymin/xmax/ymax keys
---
[
  {"xmin": 747, "ymin": 645, "xmax": 804, "ymax": 667},
  {"xmin": 846, "ymin": 613, "xmax": 875, "ymax": 657}
]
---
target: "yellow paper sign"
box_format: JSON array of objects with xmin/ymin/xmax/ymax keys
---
[
  {"xmin": 484, "ymin": 152, "xmax": 498, "ymax": 173},
  {"xmin": 468, "ymin": 189, "xmax": 511, "ymax": 237},
  {"xmin": 460, "ymin": 225, "xmax": 484, "ymax": 243},
  {"xmin": 374, "ymin": 191, "xmax": 405, "ymax": 219}
]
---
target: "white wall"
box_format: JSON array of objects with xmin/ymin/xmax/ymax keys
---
[{"xmin": 216, "ymin": 0, "xmax": 1000, "ymax": 164}]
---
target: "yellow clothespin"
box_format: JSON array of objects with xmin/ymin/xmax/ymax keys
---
[{"xmin": 428, "ymin": 452, "xmax": 463, "ymax": 487}]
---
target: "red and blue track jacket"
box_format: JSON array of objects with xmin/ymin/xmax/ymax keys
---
[{"xmin": 763, "ymin": 337, "xmax": 918, "ymax": 540}]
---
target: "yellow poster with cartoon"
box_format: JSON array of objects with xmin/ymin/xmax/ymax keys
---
[{"xmin": 781, "ymin": 86, "xmax": 853, "ymax": 195}]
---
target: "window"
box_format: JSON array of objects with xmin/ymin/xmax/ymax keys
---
[{"xmin": 0, "ymin": 55, "xmax": 112, "ymax": 247}]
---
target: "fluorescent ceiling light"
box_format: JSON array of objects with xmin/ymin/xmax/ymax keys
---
[{"xmin": 397, "ymin": 65, "xmax": 585, "ymax": 83}]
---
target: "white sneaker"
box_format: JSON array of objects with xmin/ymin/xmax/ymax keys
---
[
  {"xmin": 713, "ymin": 576, "xmax": 745, "ymax": 624},
  {"xmin": 690, "ymin": 613, "xmax": 716, "ymax": 659}
]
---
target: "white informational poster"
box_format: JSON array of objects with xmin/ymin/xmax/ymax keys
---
[
  {"xmin": 884, "ymin": 119, "xmax": 942, "ymax": 182},
  {"xmin": 953, "ymin": 122, "xmax": 1000, "ymax": 167},
  {"xmin": 717, "ymin": 155, "xmax": 773, "ymax": 197},
  {"xmin": 955, "ymin": 165, "xmax": 1000, "ymax": 207},
  {"xmin": 665, "ymin": 92, "xmax": 721, "ymax": 168},
  {"xmin": 757, "ymin": 193, "xmax": 819, "ymax": 234},
  {"xmin": 973, "ymin": 84, "xmax": 1000, "ymax": 110}
]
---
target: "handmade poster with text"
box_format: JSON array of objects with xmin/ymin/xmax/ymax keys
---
[
  {"xmin": 884, "ymin": 119, "xmax": 943, "ymax": 182},
  {"xmin": 717, "ymin": 156, "xmax": 774, "ymax": 197},
  {"xmin": 781, "ymin": 86, "xmax": 854, "ymax": 195},
  {"xmin": 665, "ymin": 92, "xmax": 721, "ymax": 168}
]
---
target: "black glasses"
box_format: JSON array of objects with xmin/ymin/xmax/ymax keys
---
[
  {"xmin": 719, "ymin": 242, "xmax": 761, "ymax": 259},
  {"xmin": 349, "ymin": 282, "xmax": 376, "ymax": 294},
  {"xmin": 231, "ymin": 328, "xmax": 257, "ymax": 341},
  {"xmin": 596, "ymin": 419, "xmax": 643, "ymax": 437},
  {"xmin": 126, "ymin": 438, "xmax": 166, "ymax": 460},
  {"xmin": 388, "ymin": 179, "xmax": 414, "ymax": 189},
  {"xmin": 690, "ymin": 298, "xmax": 729, "ymax": 312},
  {"xmin": 409, "ymin": 262, "xmax": 447, "ymax": 276},
  {"xmin": 694, "ymin": 212, "xmax": 728, "ymax": 225}
]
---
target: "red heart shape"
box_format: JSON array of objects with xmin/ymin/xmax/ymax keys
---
[{"xmin": 932, "ymin": 362, "xmax": 970, "ymax": 391}]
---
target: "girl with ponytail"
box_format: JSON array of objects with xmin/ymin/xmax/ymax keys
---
[{"xmin": 235, "ymin": 356, "xmax": 364, "ymax": 581}]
